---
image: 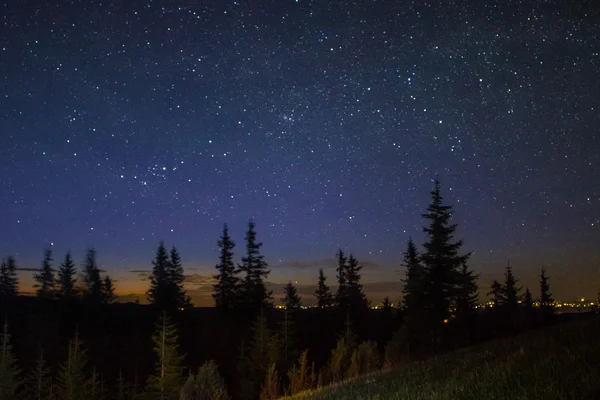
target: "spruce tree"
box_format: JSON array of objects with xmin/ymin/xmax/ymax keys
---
[
  {"xmin": 502, "ymin": 262, "xmax": 521, "ymax": 309},
  {"xmin": 213, "ymin": 223, "xmax": 240, "ymax": 310},
  {"xmin": 57, "ymin": 251, "xmax": 77, "ymax": 299},
  {"xmin": 245, "ymin": 308, "xmax": 276, "ymax": 398},
  {"xmin": 0, "ymin": 257, "xmax": 18, "ymax": 299},
  {"xmin": 539, "ymin": 267, "xmax": 555, "ymax": 317},
  {"xmin": 238, "ymin": 221, "xmax": 272, "ymax": 311},
  {"xmin": 345, "ymin": 254, "xmax": 368, "ymax": 313},
  {"xmin": 82, "ymin": 248, "xmax": 103, "ymax": 304},
  {"xmin": 168, "ymin": 246, "xmax": 191, "ymax": 310},
  {"xmin": 523, "ymin": 287, "xmax": 533, "ymax": 308},
  {"xmin": 314, "ymin": 268, "xmax": 334, "ymax": 308},
  {"xmin": 56, "ymin": 330, "xmax": 87, "ymax": 400},
  {"xmin": 401, "ymin": 238, "xmax": 424, "ymax": 314},
  {"xmin": 278, "ymin": 307, "xmax": 297, "ymax": 368},
  {"xmin": 420, "ymin": 179, "xmax": 470, "ymax": 349},
  {"xmin": 455, "ymin": 261, "xmax": 479, "ymax": 317},
  {"xmin": 334, "ymin": 249, "xmax": 348, "ymax": 309},
  {"xmin": 147, "ymin": 312, "xmax": 185, "ymax": 400},
  {"xmin": 27, "ymin": 349, "xmax": 52, "ymax": 400},
  {"xmin": 34, "ymin": 248, "xmax": 56, "ymax": 299},
  {"xmin": 85, "ymin": 366, "xmax": 107, "ymax": 400},
  {"xmin": 488, "ymin": 280, "xmax": 505, "ymax": 307},
  {"xmin": 0, "ymin": 322, "xmax": 22, "ymax": 400},
  {"xmin": 101, "ymin": 276, "xmax": 116, "ymax": 304},
  {"xmin": 282, "ymin": 281, "xmax": 302, "ymax": 309},
  {"xmin": 148, "ymin": 241, "xmax": 170, "ymax": 312}
]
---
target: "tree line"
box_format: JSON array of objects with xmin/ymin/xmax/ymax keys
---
[{"xmin": 0, "ymin": 179, "xmax": 587, "ymax": 400}]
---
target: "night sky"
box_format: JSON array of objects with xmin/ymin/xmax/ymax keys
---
[{"xmin": 2, "ymin": 0, "xmax": 599, "ymax": 306}]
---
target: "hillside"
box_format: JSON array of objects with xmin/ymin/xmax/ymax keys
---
[{"xmin": 283, "ymin": 314, "xmax": 600, "ymax": 400}]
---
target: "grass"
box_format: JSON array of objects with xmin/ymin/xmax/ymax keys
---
[{"xmin": 282, "ymin": 315, "xmax": 600, "ymax": 400}]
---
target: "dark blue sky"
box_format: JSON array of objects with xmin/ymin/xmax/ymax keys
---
[{"xmin": 2, "ymin": 0, "xmax": 599, "ymax": 305}]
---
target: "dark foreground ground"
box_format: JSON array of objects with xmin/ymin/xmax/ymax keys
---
[{"xmin": 283, "ymin": 314, "xmax": 600, "ymax": 400}]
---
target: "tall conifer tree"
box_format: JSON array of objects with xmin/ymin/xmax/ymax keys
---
[
  {"xmin": 0, "ymin": 257, "xmax": 18, "ymax": 299},
  {"xmin": 101, "ymin": 276, "xmax": 116, "ymax": 304},
  {"xmin": 147, "ymin": 312, "xmax": 185, "ymax": 400},
  {"xmin": 502, "ymin": 262, "xmax": 521, "ymax": 309},
  {"xmin": 455, "ymin": 261, "xmax": 479, "ymax": 317},
  {"xmin": 57, "ymin": 251, "xmax": 77, "ymax": 299},
  {"xmin": 420, "ymin": 179, "xmax": 470, "ymax": 349},
  {"xmin": 345, "ymin": 254, "xmax": 368, "ymax": 313},
  {"xmin": 0, "ymin": 322, "xmax": 22, "ymax": 399},
  {"xmin": 213, "ymin": 223, "xmax": 239, "ymax": 309},
  {"xmin": 282, "ymin": 281, "xmax": 302, "ymax": 309},
  {"xmin": 314, "ymin": 268, "xmax": 334, "ymax": 308},
  {"xmin": 56, "ymin": 330, "xmax": 87, "ymax": 400},
  {"xmin": 238, "ymin": 221, "xmax": 272, "ymax": 310},
  {"xmin": 488, "ymin": 280, "xmax": 505, "ymax": 307},
  {"xmin": 168, "ymin": 246, "xmax": 191, "ymax": 310},
  {"xmin": 539, "ymin": 267, "xmax": 555, "ymax": 317},
  {"xmin": 34, "ymin": 248, "xmax": 56, "ymax": 299},
  {"xmin": 523, "ymin": 287, "xmax": 533, "ymax": 308},
  {"xmin": 82, "ymin": 248, "xmax": 103, "ymax": 304},
  {"xmin": 401, "ymin": 238, "xmax": 424, "ymax": 314},
  {"xmin": 148, "ymin": 241, "xmax": 170, "ymax": 312},
  {"xmin": 27, "ymin": 349, "xmax": 52, "ymax": 400},
  {"xmin": 334, "ymin": 249, "xmax": 348, "ymax": 309}
]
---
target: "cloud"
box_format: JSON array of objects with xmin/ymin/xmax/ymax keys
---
[
  {"xmin": 16, "ymin": 268, "xmax": 39, "ymax": 272},
  {"xmin": 276, "ymin": 258, "xmax": 381, "ymax": 271},
  {"xmin": 184, "ymin": 274, "xmax": 216, "ymax": 289}
]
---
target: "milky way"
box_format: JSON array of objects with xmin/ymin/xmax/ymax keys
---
[{"xmin": 1, "ymin": 0, "xmax": 599, "ymax": 301}]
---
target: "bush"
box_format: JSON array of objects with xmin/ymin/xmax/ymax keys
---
[{"xmin": 180, "ymin": 360, "xmax": 229, "ymax": 400}]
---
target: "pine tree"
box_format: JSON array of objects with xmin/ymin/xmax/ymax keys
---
[
  {"xmin": 502, "ymin": 262, "xmax": 522, "ymax": 309},
  {"xmin": 27, "ymin": 349, "xmax": 52, "ymax": 400},
  {"xmin": 455, "ymin": 261, "xmax": 479, "ymax": 317},
  {"xmin": 539, "ymin": 267, "xmax": 555, "ymax": 317},
  {"xmin": 56, "ymin": 330, "xmax": 87, "ymax": 400},
  {"xmin": 420, "ymin": 179, "xmax": 470, "ymax": 349},
  {"xmin": 401, "ymin": 238, "xmax": 425, "ymax": 314},
  {"xmin": 314, "ymin": 268, "xmax": 334, "ymax": 308},
  {"xmin": 180, "ymin": 360, "xmax": 229, "ymax": 400},
  {"xmin": 116, "ymin": 369, "xmax": 127, "ymax": 400},
  {"xmin": 334, "ymin": 249, "xmax": 348, "ymax": 310},
  {"xmin": 278, "ymin": 305, "xmax": 299, "ymax": 368},
  {"xmin": 260, "ymin": 363, "xmax": 279, "ymax": 400},
  {"xmin": 213, "ymin": 223, "xmax": 240, "ymax": 310},
  {"xmin": 0, "ymin": 257, "xmax": 18, "ymax": 299},
  {"xmin": 345, "ymin": 254, "xmax": 368, "ymax": 313},
  {"xmin": 168, "ymin": 246, "xmax": 191, "ymax": 310},
  {"xmin": 82, "ymin": 248, "xmax": 103, "ymax": 304},
  {"xmin": 248, "ymin": 309, "xmax": 272, "ymax": 378},
  {"xmin": 101, "ymin": 276, "xmax": 116, "ymax": 304},
  {"xmin": 147, "ymin": 312, "xmax": 185, "ymax": 400},
  {"xmin": 0, "ymin": 322, "xmax": 22, "ymax": 400},
  {"xmin": 282, "ymin": 281, "xmax": 302, "ymax": 309},
  {"xmin": 85, "ymin": 366, "xmax": 107, "ymax": 400},
  {"xmin": 57, "ymin": 251, "xmax": 77, "ymax": 299},
  {"xmin": 34, "ymin": 248, "xmax": 56, "ymax": 299},
  {"xmin": 148, "ymin": 241, "xmax": 170, "ymax": 312},
  {"xmin": 238, "ymin": 221, "xmax": 272, "ymax": 311},
  {"xmin": 381, "ymin": 297, "xmax": 393, "ymax": 311},
  {"xmin": 488, "ymin": 280, "xmax": 505, "ymax": 307},
  {"xmin": 523, "ymin": 287, "xmax": 533, "ymax": 308}
]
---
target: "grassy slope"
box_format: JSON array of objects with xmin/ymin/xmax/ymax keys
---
[{"xmin": 283, "ymin": 315, "xmax": 600, "ymax": 400}]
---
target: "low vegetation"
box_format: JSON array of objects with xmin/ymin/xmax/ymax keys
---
[{"xmin": 282, "ymin": 316, "xmax": 600, "ymax": 400}]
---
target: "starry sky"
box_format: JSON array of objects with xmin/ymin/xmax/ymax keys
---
[{"xmin": 2, "ymin": 0, "xmax": 599, "ymax": 306}]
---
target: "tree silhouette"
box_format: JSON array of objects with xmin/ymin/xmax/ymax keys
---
[
  {"xmin": 27, "ymin": 349, "xmax": 52, "ymax": 400},
  {"xmin": 420, "ymin": 179, "xmax": 470, "ymax": 349},
  {"xmin": 180, "ymin": 360, "xmax": 229, "ymax": 400},
  {"xmin": 401, "ymin": 238, "xmax": 424, "ymax": 314},
  {"xmin": 523, "ymin": 287, "xmax": 533, "ymax": 308},
  {"xmin": 148, "ymin": 241, "xmax": 170, "ymax": 312},
  {"xmin": 57, "ymin": 251, "xmax": 77, "ymax": 299},
  {"xmin": 539, "ymin": 267, "xmax": 555, "ymax": 318},
  {"xmin": 334, "ymin": 249, "xmax": 348, "ymax": 309},
  {"xmin": 502, "ymin": 262, "xmax": 522, "ymax": 309},
  {"xmin": 238, "ymin": 221, "xmax": 272, "ymax": 311},
  {"xmin": 0, "ymin": 256, "xmax": 18, "ymax": 299},
  {"xmin": 282, "ymin": 281, "xmax": 302, "ymax": 309},
  {"xmin": 101, "ymin": 276, "xmax": 116, "ymax": 304},
  {"xmin": 34, "ymin": 248, "xmax": 56, "ymax": 299},
  {"xmin": 314, "ymin": 268, "xmax": 334, "ymax": 308},
  {"xmin": 56, "ymin": 330, "xmax": 87, "ymax": 400},
  {"xmin": 213, "ymin": 223, "xmax": 240, "ymax": 310},
  {"xmin": 455, "ymin": 261, "xmax": 479, "ymax": 317},
  {"xmin": 168, "ymin": 246, "xmax": 191, "ymax": 310},
  {"xmin": 345, "ymin": 254, "xmax": 368, "ymax": 314},
  {"xmin": 82, "ymin": 248, "xmax": 103, "ymax": 304},
  {"xmin": 488, "ymin": 280, "xmax": 505, "ymax": 307},
  {"xmin": 0, "ymin": 322, "xmax": 22, "ymax": 399},
  {"xmin": 147, "ymin": 312, "xmax": 185, "ymax": 400}
]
